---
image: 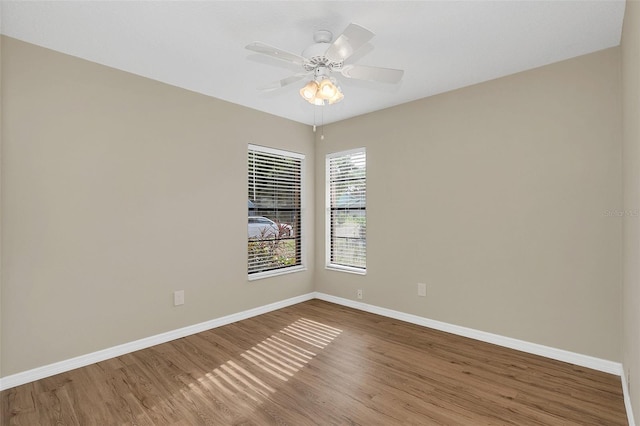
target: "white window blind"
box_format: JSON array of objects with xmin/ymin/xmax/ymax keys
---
[
  {"xmin": 327, "ymin": 149, "xmax": 366, "ymax": 271},
  {"xmin": 248, "ymin": 145, "xmax": 303, "ymax": 276}
]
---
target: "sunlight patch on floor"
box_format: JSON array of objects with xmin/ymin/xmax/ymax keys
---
[{"xmin": 194, "ymin": 318, "xmax": 342, "ymax": 407}]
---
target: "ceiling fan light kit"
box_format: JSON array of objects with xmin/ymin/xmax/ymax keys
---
[
  {"xmin": 300, "ymin": 72, "xmax": 344, "ymax": 105},
  {"xmin": 246, "ymin": 23, "xmax": 404, "ymax": 107}
]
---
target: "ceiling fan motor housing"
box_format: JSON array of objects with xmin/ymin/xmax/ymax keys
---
[{"xmin": 302, "ymin": 30, "xmax": 343, "ymax": 73}]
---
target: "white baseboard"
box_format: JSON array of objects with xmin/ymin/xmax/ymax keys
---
[
  {"xmin": 621, "ymin": 369, "xmax": 637, "ymax": 426},
  {"xmin": 0, "ymin": 292, "xmax": 315, "ymax": 391},
  {"xmin": 314, "ymin": 293, "xmax": 623, "ymax": 375},
  {"xmin": 2, "ymin": 291, "xmax": 635, "ymax": 426}
]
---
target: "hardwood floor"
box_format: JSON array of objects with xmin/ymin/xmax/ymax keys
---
[{"xmin": 1, "ymin": 300, "xmax": 628, "ymax": 425}]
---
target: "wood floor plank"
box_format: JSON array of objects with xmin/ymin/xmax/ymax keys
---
[{"xmin": 1, "ymin": 300, "xmax": 628, "ymax": 425}]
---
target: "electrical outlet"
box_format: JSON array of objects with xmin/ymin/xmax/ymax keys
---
[
  {"xmin": 418, "ymin": 283, "xmax": 427, "ymax": 297},
  {"xmin": 174, "ymin": 290, "xmax": 185, "ymax": 306},
  {"xmin": 357, "ymin": 289, "xmax": 363, "ymax": 299}
]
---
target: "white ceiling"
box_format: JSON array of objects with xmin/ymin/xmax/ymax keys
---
[{"xmin": 0, "ymin": 1, "xmax": 626, "ymax": 126}]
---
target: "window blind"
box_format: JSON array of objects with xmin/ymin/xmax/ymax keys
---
[
  {"xmin": 327, "ymin": 149, "xmax": 366, "ymax": 270},
  {"xmin": 248, "ymin": 146, "xmax": 303, "ymax": 275}
]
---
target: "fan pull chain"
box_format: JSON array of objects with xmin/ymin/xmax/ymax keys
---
[
  {"xmin": 311, "ymin": 106, "xmax": 324, "ymax": 140},
  {"xmin": 321, "ymin": 106, "xmax": 325, "ymax": 140}
]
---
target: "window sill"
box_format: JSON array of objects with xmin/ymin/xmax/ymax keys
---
[
  {"xmin": 325, "ymin": 264, "xmax": 367, "ymax": 275},
  {"xmin": 248, "ymin": 265, "xmax": 307, "ymax": 281}
]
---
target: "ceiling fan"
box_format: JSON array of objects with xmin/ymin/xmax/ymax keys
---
[{"xmin": 246, "ymin": 23, "xmax": 404, "ymax": 106}]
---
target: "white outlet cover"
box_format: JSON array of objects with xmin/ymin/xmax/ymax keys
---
[
  {"xmin": 174, "ymin": 290, "xmax": 185, "ymax": 306},
  {"xmin": 418, "ymin": 283, "xmax": 427, "ymax": 297}
]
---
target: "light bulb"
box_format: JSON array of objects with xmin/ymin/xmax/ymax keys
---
[
  {"xmin": 299, "ymin": 81, "xmax": 319, "ymax": 101},
  {"xmin": 319, "ymin": 79, "xmax": 338, "ymax": 99},
  {"xmin": 328, "ymin": 90, "xmax": 344, "ymax": 104}
]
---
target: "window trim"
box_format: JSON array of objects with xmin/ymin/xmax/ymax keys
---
[
  {"xmin": 248, "ymin": 144, "xmax": 306, "ymax": 280},
  {"xmin": 325, "ymin": 263, "xmax": 367, "ymax": 275},
  {"xmin": 325, "ymin": 147, "xmax": 367, "ymax": 274},
  {"xmin": 248, "ymin": 265, "xmax": 307, "ymax": 282}
]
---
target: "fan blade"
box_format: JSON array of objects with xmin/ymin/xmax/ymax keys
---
[
  {"xmin": 325, "ymin": 23, "xmax": 374, "ymax": 63},
  {"xmin": 258, "ymin": 73, "xmax": 310, "ymax": 91},
  {"xmin": 341, "ymin": 64, "xmax": 404, "ymax": 84},
  {"xmin": 246, "ymin": 42, "xmax": 306, "ymax": 66}
]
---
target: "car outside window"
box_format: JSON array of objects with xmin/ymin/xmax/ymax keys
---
[{"xmin": 248, "ymin": 145, "xmax": 304, "ymax": 278}]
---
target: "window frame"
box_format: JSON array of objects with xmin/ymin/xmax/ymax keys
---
[
  {"xmin": 325, "ymin": 148, "xmax": 367, "ymax": 275},
  {"xmin": 248, "ymin": 144, "xmax": 306, "ymax": 281}
]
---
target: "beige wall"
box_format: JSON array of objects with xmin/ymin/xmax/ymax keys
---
[
  {"xmin": 622, "ymin": 0, "xmax": 640, "ymax": 421},
  {"xmin": 0, "ymin": 31, "xmax": 3, "ymax": 377},
  {"xmin": 0, "ymin": 31, "xmax": 629, "ymax": 382},
  {"xmin": 0, "ymin": 37, "xmax": 315, "ymax": 376},
  {"xmin": 315, "ymin": 48, "xmax": 622, "ymax": 361}
]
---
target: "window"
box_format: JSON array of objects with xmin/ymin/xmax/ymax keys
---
[
  {"xmin": 326, "ymin": 148, "xmax": 366, "ymax": 272},
  {"xmin": 248, "ymin": 145, "xmax": 304, "ymax": 278}
]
